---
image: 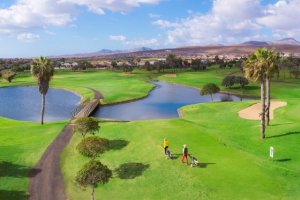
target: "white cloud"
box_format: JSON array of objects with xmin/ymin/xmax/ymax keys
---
[
  {"xmin": 149, "ymin": 13, "xmax": 160, "ymax": 18},
  {"xmin": 154, "ymin": 0, "xmax": 300, "ymax": 45},
  {"xmin": 257, "ymin": 0, "xmax": 300, "ymax": 37},
  {"xmin": 109, "ymin": 35, "xmax": 158, "ymax": 46},
  {"xmin": 17, "ymin": 33, "xmax": 40, "ymax": 42},
  {"xmin": 109, "ymin": 35, "xmax": 127, "ymax": 42},
  {"xmin": 152, "ymin": 19, "xmax": 178, "ymax": 28},
  {"xmin": 0, "ymin": 0, "xmax": 160, "ymax": 39}
]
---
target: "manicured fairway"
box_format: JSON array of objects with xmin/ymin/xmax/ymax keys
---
[
  {"xmin": 1, "ymin": 70, "xmax": 153, "ymax": 103},
  {"xmin": 61, "ymin": 69, "xmax": 300, "ymax": 199},
  {"xmin": 0, "ymin": 70, "xmax": 153, "ymax": 199},
  {"xmin": 1, "ymin": 69, "xmax": 300, "ymax": 199}
]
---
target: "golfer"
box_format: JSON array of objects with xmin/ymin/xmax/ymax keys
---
[
  {"xmin": 163, "ymin": 138, "xmax": 169, "ymax": 155},
  {"xmin": 182, "ymin": 144, "xmax": 188, "ymax": 165}
]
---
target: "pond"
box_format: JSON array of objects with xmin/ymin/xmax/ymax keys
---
[
  {"xmin": 93, "ymin": 81, "xmax": 251, "ymax": 121},
  {"xmin": 0, "ymin": 87, "xmax": 81, "ymax": 122}
]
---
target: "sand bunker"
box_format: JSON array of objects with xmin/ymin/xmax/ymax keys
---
[
  {"xmin": 238, "ymin": 101, "xmax": 287, "ymax": 120},
  {"xmin": 163, "ymin": 74, "xmax": 177, "ymax": 78}
]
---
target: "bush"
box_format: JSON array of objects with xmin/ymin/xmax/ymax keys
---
[
  {"xmin": 222, "ymin": 75, "xmax": 235, "ymax": 88},
  {"xmin": 222, "ymin": 75, "xmax": 249, "ymax": 88},
  {"xmin": 1, "ymin": 69, "xmax": 16, "ymax": 83},
  {"xmin": 77, "ymin": 136, "xmax": 109, "ymax": 158}
]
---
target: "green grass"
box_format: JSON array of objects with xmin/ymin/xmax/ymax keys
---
[
  {"xmin": 60, "ymin": 69, "xmax": 300, "ymax": 199},
  {"xmin": 0, "ymin": 70, "xmax": 154, "ymax": 199},
  {"xmin": 0, "ymin": 118, "xmax": 66, "ymax": 199},
  {"xmin": 1, "ymin": 70, "xmax": 153, "ymax": 103},
  {"xmin": 1, "ymin": 68, "xmax": 300, "ymax": 199}
]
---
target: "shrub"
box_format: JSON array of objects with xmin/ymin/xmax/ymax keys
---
[
  {"xmin": 1, "ymin": 69, "xmax": 16, "ymax": 83},
  {"xmin": 222, "ymin": 75, "xmax": 235, "ymax": 88},
  {"xmin": 222, "ymin": 75, "xmax": 249, "ymax": 88},
  {"xmin": 77, "ymin": 136, "xmax": 109, "ymax": 158},
  {"xmin": 234, "ymin": 76, "xmax": 249, "ymax": 88}
]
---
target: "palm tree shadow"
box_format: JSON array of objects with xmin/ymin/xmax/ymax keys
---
[
  {"xmin": 115, "ymin": 163, "xmax": 150, "ymax": 179},
  {"xmin": 267, "ymin": 131, "xmax": 300, "ymax": 139},
  {"xmin": 270, "ymin": 123, "xmax": 293, "ymax": 127},
  {"xmin": 275, "ymin": 158, "xmax": 291, "ymax": 162}
]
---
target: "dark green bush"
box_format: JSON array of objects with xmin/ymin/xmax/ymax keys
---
[{"xmin": 77, "ymin": 136, "xmax": 109, "ymax": 158}]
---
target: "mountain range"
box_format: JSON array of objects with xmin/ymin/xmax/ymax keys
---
[
  {"xmin": 240, "ymin": 38, "xmax": 300, "ymax": 46},
  {"xmin": 59, "ymin": 38, "xmax": 300, "ymax": 58},
  {"xmin": 96, "ymin": 47, "xmax": 153, "ymax": 55}
]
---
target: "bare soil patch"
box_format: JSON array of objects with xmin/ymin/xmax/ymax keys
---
[{"xmin": 238, "ymin": 101, "xmax": 287, "ymax": 120}]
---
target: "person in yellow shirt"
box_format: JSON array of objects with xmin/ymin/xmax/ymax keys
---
[{"xmin": 163, "ymin": 138, "xmax": 169, "ymax": 155}]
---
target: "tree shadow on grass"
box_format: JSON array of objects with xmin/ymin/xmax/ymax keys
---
[
  {"xmin": 267, "ymin": 131, "xmax": 300, "ymax": 139},
  {"xmin": 115, "ymin": 163, "xmax": 150, "ymax": 179},
  {"xmin": 0, "ymin": 190, "xmax": 28, "ymax": 200},
  {"xmin": 275, "ymin": 158, "xmax": 291, "ymax": 162},
  {"xmin": 0, "ymin": 161, "xmax": 41, "ymax": 178},
  {"xmin": 109, "ymin": 140, "xmax": 129, "ymax": 150}
]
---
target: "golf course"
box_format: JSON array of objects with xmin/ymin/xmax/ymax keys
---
[{"xmin": 0, "ymin": 67, "xmax": 299, "ymax": 199}]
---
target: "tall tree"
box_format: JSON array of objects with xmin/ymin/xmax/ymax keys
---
[
  {"xmin": 244, "ymin": 48, "xmax": 270, "ymax": 139},
  {"xmin": 31, "ymin": 57, "xmax": 54, "ymax": 125},
  {"xmin": 264, "ymin": 50, "xmax": 280, "ymax": 126}
]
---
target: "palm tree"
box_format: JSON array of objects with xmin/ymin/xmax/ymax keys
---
[
  {"xmin": 244, "ymin": 48, "xmax": 268, "ymax": 139},
  {"xmin": 31, "ymin": 57, "xmax": 54, "ymax": 125},
  {"xmin": 265, "ymin": 50, "xmax": 280, "ymax": 126}
]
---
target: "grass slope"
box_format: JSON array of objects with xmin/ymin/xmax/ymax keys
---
[
  {"xmin": 61, "ymin": 69, "xmax": 300, "ymax": 199},
  {"xmin": 0, "ymin": 118, "xmax": 66, "ymax": 199},
  {"xmin": 0, "ymin": 70, "xmax": 153, "ymax": 199}
]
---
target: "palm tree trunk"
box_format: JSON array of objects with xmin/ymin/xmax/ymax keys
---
[
  {"xmin": 91, "ymin": 187, "xmax": 95, "ymax": 200},
  {"xmin": 41, "ymin": 94, "xmax": 45, "ymax": 125},
  {"xmin": 260, "ymin": 78, "xmax": 266, "ymax": 139},
  {"xmin": 266, "ymin": 78, "xmax": 271, "ymax": 126}
]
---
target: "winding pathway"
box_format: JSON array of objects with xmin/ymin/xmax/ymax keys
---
[{"xmin": 28, "ymin": 87, "xmax": 103, "ymax": 200}]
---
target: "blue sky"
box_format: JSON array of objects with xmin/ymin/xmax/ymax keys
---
[{"xmin": 0, "ymin": 0, "xmax": 299, "ymax": 58}]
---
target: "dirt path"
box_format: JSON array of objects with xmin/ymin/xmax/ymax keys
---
[
  {"xmin": 238, "ymin": 101, "xmax": 287, "ymax": 120},
  {"xmin": 28, "ymin": 125, "xmax": 73, "ymax": 200},
  {"xmin": 28, "ymin": 88, "xmax": 103, "ymax": 200}
]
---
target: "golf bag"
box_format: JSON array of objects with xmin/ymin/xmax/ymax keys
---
[{"xmin": 189, "ymin": 154, "xmax": 199, "ymax": 167}]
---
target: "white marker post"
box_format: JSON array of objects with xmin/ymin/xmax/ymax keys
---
[{"xmin": 270, "ymin": 146, "xmax": 274, "ymax": 160}]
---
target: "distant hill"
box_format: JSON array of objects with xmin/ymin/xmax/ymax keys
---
[
  {"xmin": 272, "ymin": 38, "xmax": 300, "ymax": 46},
  {"xmin": 96, "ymin": 47, "xmax": 152, "ymax": 55},
  {"xmin": 54, "ymin": 39, "xmax": 300, "ymax": 59},
  {"xmin": 240, "ymin": 38, "xmax": 300, "ymax": 46},
  {"xmin": 240, "ymin": 41, "xmax": 270, "ymax": 46}
]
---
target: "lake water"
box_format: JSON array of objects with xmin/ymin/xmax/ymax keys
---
[
  {"xmin": 93, "ymin": 81, "xmax": 251, "ymax": 121},
  {"xmin": 0, "ymin": 87, "xmax": 81, "ymax": 122}
]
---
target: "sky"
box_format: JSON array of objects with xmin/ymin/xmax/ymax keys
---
[{"xmin": 0, "ymin": 0, "xmax": 300, "ymax": 58}]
